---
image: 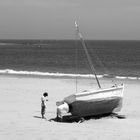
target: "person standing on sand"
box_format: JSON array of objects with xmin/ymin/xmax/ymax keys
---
[{"xmin": 41, "ymin": 92, "xmax": 48, "ymax": 119}]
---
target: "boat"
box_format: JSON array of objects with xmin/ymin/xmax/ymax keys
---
[
  {"xmin": 56, "ymin": 21, "xmax": 124, "ymax": 119},
  {"xmin": 63, "ymin": 84, "xmax": 124, "ymax": 117}
]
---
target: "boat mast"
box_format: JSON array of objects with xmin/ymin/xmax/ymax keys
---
[{"xmin": 75, "ymin": 21, "xmax": 101, "ymax": 89}]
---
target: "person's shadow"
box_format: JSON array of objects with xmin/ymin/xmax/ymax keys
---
[{"xmin": 33, "ymin": 116, "xmax": 43, "ymax": 119}]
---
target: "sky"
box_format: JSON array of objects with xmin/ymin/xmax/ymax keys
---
[{"xmin": 0, "ymin": 0, "xmax": 140, "ymax": 40}]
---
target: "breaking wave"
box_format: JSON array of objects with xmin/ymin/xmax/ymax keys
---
[{"xmin": 0, "ymin": 69, "xmax": 139, "ymax": 80}]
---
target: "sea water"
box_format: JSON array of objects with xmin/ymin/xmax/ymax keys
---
[{"xmin": 0, "ymin": 40, "xmax": 140, "ymax": 79}]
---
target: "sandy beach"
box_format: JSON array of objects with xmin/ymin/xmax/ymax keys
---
[{"xmin": 0, "ymin": 74, "xmax": 140, "ymax": 140}]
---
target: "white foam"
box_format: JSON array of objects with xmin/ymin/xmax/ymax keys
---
[
  {"xmin": 116, "ymin": 76, "xmax": 127, "ymax": 79},
  {"xmin": 116, "ymin": 76, "xmax": 139, "ymax": 80},
  {"xmin": 127, "ymin": 77, "xmax": 138, "ymax": 80},
  {"xmin": 0, "ymin": 69, "xmax": 103, "ymax": 78},
  {"xmin": 0, "ymin": 69, "xmax": 139, "ymax": 80}
]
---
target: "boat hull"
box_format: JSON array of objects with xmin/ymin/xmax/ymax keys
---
[{"xmin": 70, "ymin": 97, "xmax": 122, "ymax": 117}]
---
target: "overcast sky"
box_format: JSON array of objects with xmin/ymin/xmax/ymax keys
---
[{"xmin": 0, "ymin": 0, "xmax": 140, "ymax": 40}]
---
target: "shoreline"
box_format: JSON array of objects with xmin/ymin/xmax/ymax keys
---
[{"xmin": 0, "ymin": 70, "xmax": 140, "ymax": 80}]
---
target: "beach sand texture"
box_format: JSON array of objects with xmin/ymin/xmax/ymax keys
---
[{"xmin": 0, "ymin": 75, "xmax": 140, "ymax": 140}]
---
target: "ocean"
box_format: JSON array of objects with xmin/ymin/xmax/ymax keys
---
[{"xmin": 0, "ymin": 40, "xmax": 140, "ymax": 79}]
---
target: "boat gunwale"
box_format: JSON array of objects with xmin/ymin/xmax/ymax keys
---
[
  {"xmin": 75, "ymin": 85, "xmax": 124, "ymax": 97},
  {"xmin": 75, "ymin": 95, "xmax": 123, "ymax": 102}
]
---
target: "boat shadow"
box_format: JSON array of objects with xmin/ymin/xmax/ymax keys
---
[{"xmin": 48, "ymin": 113, "xmax": 126, "ymax": 123}]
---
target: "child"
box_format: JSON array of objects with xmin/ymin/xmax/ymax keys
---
[{"xmin": 41, "ymin": 92, "xmax": 48, "ymax": 119}]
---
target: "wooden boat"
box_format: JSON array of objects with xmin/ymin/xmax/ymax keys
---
[
  {"xmin": 56, "ymin": 21, "xmax": 124, "ymax": 118},
  {"xmin": 64, "ymin": 84, "xmax": 124, "ymax": 117}
]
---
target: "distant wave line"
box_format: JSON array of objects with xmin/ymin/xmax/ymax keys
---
[
  {"xmin": 0, "ymin": 69, "xmax": 102, "ymax": 78},
  {"xmin": 0, "ymin": 69, "xmax": 139, "ymax": 80}
]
